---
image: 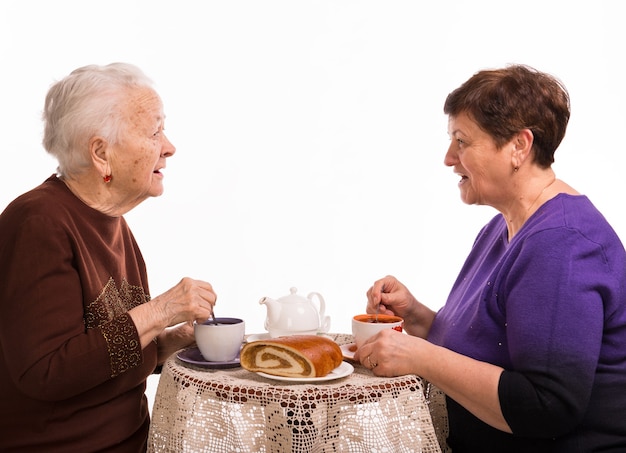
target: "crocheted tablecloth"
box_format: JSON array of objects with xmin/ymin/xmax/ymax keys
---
[{"xmin": 148, "ymin": 334, "xmax": 448, "ymax": 452}]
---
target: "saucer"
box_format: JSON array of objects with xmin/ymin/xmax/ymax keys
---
[
  {"xmin": 340, "ymin": 343, "xmax": 358, "ymax": 361},
  {"xmin": 246, "ymin": 332, "xmax": 333, "ymax": 342},
  {"xmin": 177, "ymin": 347, "xmax": 241, "ymax": 369},
  {"xmin": 245, "ymin": 333, "xmax": 272, "ymax": 342}
]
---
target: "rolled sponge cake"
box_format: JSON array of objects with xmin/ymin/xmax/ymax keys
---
[{"xmin": 240, "ymin": 335, "xmax": 342, "ymax": 378}]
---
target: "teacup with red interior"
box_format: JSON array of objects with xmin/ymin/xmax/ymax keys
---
[{"xmin": 352, "ymin": 314, "xmax": 403, "ymax": 349}]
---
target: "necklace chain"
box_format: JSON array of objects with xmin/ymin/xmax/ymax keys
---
[{"xmin": 526, "ymin": 177, "xmax": 556, "ymax": 214}]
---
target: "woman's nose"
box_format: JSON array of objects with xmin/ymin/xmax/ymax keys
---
[
  {"xmin": 162, "ymin": 134, "xmax": 176, "ymax": 157},
  {"xmin": 443, "ymin": 144, "xmax": 457, "ymax": 167}
]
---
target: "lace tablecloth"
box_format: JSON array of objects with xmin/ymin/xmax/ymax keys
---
[{"xmin": 148, "ymin": 334, "xmax": 449, "ymax": 452}]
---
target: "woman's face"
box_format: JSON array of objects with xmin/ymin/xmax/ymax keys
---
[
  {"xmin": 444, "ymin": 112, "xmax": 513, "ymax": 208},
  {"xmin": 108, "ymin": 87, "xmax": 175, "ymax": 208}
]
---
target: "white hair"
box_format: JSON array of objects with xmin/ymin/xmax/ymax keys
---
[{"xmin": 42, "ymin": 63, "xmax": 154, "ymax": 177}]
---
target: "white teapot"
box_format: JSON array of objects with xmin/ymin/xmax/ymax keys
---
[{"xmin": 259, "ymin": 287, "xmax": 331, "ymax": 338}]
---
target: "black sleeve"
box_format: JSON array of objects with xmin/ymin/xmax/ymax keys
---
[{"xmin": 498, "ymin": 369, "xmax": 586, "ymax": 438}]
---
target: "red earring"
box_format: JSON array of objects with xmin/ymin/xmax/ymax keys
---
[{"xmin": 103, "ymin": 174, "xmax": 112, "ymax": 183}]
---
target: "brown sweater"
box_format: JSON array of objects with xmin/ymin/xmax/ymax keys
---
[{"xmin": 0, "ymin": 175, "xmax": 157, "ymax": 452}]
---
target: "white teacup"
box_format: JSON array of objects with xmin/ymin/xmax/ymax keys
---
[
  {"xmin": 194, "ymin": 317, "xmax": 245, "ymax": 362},
  {"xmin": 352, "ymin": 314, "xmax": 403, "ymax": 349}
]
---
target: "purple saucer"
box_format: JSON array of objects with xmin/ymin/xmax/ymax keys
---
[{"xmin": 177, "ymin": 347, "xmax": 241, "ymax": 369}]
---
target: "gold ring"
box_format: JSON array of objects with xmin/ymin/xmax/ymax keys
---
[{"xmin": 367, "ymin": 355, "xmax": 377, "ymax": 368}]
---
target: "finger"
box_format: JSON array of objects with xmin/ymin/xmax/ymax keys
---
[
  {"xmin": 197, "ymin": 286, "xmax": 218, "ymax": 305},
  {"xmin": 378, "ymin": 284, "xmax": 396, "ymax": 311},
  {"xmin": 365, "ymin": 287, "xmax": 376, "ymax": 309},
  {"xmin": 354, "ymin": 333, "xmax": 378, "ymax": 361},
  {"xmin": 367, "ymin": 280, "xmax": 385, "ymax": 312},
  {"xmin": 374, "ymin": 279, "xmax": 386, "ymax": 301},
  {"xmin": 195, "ymin": 303, "xmax": 215, "ymax": 322},
  {"xmin": 208, "ymin": 286, "xmax": 218, "ymax": 304},
  {"xmin": 353, "ymin": 343, "xmax": 368, "ymax": 361},
  {"xmin": 375, "ymin": 281, "xmax": 388, "ymax": 312}
]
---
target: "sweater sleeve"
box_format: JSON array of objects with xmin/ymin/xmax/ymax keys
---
[
  {"xmin": 0, "ymin": 213, "xmax": 144, "ymax": 401},
  {"xmin": 497, "ymin": 227, "xmax": 606, "ymax": 437}
]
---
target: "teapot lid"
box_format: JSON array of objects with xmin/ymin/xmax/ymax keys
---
[{"xmin": 280, "ymin": 287, "xmax": 302, "ymax": 300}]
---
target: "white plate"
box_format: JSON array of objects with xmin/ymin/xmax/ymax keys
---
[
  {"xmin": 340, "ymin": 343, "xmax": 358, "ymax": 361},
  {"xmin": 246, "ymin": 332, "xmax": 333, "ymax": 343},
  {"xmin": 255, "ymin": 361, "xmax": 354, "ymax": 382}
]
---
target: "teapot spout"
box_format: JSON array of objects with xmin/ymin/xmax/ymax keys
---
[{"xmin": 259, "ymin": 296, "xmax": 280, "ymax": 330}]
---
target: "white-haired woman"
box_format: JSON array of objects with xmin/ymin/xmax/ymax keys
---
[{"xmin": 0, "ymin": 63, "xmax": 216, "ymax": 451}]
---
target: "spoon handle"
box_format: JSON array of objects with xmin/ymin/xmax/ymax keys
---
[{"xmin": 209, "ymin": 309, "xmax": 218, "ymax": 325}]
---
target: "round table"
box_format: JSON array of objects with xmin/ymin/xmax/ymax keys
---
[{"xmin": 148, "ymin": 334, "xmax": 448, "ymax": 452}]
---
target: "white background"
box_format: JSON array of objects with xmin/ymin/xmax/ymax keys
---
[{"xmin": 2, "ymin": 0, "xmax": 625, "ymax": 405}]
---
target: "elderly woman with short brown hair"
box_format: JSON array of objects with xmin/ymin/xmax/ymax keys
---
[
  {"xmin": 358, "ymin": 65, "xmax": 626, "ymax": 451},
  {"xmin": 0, "ymin": 63, "xmax": 216, "ymax": 451}
]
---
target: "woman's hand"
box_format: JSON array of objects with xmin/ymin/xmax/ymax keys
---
[
  {"xmin": 366, "ymin": 275, "xmax": 436, "ymax": 338},
  {"xmin": 129, "ymin": 277, "xmax": 217, "ymax": 349},
  {"xmin": 156, "ymin": 322, "xmax": 195, "ymax": 364},
  {"xmin": 353, "ymin": 328, "xmax": 423, "ymax": 376},
  {"xmin": 366, "ymin": 275, "xmax": 417, "ymax": 317},
  {"xmin": 354, "ymin": 328, "xmax": 510, "ymax": 432},
  {"xmin": 152, "ymin": 277, "xmax": 217, "ymax": 327}
]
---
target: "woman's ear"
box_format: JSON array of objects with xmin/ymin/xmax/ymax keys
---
[
  {"xmin": 89, "ymin": 136, "xmax": 109, "ymax": 177},
  {"xmin": 511, "ymin": 129, "xmax": 534, "ymax": 170}
]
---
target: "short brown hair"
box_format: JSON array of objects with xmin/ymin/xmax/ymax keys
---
[{"xmin": 444, "ymin": 65, "xmax": 570, "ymax": 168}]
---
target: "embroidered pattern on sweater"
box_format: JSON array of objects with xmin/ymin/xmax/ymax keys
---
[{"xmin": 85, "ymin": 277, "xmax": 150, "ymax": 377}]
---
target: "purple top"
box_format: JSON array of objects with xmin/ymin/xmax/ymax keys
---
[{"xmin": 429, "ymin": 194, "xmax": 626, "ymax": 452}]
